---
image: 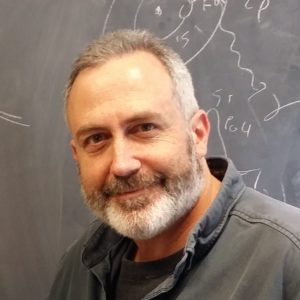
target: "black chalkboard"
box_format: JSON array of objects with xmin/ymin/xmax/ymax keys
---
[{"xmin": 1, "ymin": 0, "xmax": 300, "ymax": 299}]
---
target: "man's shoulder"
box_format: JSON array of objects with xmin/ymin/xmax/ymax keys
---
[
  {"xmin": 47, "ymin": 220, "xmax": 105, "ymax": 299},
  {"xmin": 232, "ymin": 187, "xmax": 300, "ymax": 248}
]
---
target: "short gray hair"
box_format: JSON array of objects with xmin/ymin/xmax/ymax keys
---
[{"xmin": 65, "ymin": 29, "xmax": 199, "ymax": 120}]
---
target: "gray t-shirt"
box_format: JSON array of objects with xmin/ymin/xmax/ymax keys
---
[{"xmin": 113, "ymin": 243, "xmax": 183, "ymax": 300}]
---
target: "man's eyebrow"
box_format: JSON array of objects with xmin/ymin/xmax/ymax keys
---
[
  {"xmin": 75, "ymin": 111, "xmax": 167, "ymax": 140},
  {"xmin": 75, "ymin": 125, "xmax": 106, "ymax": 140}
]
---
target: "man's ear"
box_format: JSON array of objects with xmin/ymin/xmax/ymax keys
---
[
  {"xmin": 70, "ymin": 139, "xmax": 79, "ymax": 161},
  {"xmin": 190, "ymin": 109, "xmax": 210, "ymax": 157}
]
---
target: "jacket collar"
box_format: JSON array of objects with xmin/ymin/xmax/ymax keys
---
[{"xmin": 184, "ymin": 157, "xmax": 246, "ymax": 270}]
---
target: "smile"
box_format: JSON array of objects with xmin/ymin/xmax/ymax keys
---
[{"xmin": 112, "ymin": 186, "xmax": 157, "ymax": 200}]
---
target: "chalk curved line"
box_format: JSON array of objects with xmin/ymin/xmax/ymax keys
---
[
  {"xmin": 0, "ymin": 115, "xmax": 30, "ymax": 127},
  {"xmin": 257, "ymin": 0, "xmax": 270, "ymax": 23},
  {"xmin": 247, "ymin": 81, "xmax": 267, "ymax": 102},
  {"xmin": 254, "ymin": 169, "xmax": 261, "ymax": 190},
  {"xmin": 162, "ymin": 1, "xmax": 195, "ymax": 40},
  {"xmin": 0, "ymin": 111, "xmax": 22, "ymax": 119},
  {"xmin": 102, "ymin": 0, "xmax": 117, "ymax": 35},
  {"xmin": 244, "ymin": 0, "xmax": 253, "ymax": 9},
  {"xmin": 206, "ymin": 107, "xmax": 227, "ymax": 157},
  {"xmin": 264, "ymin": 96, "xmax": 300, "ymax": 121},
  {"xmin": 280, "ymin": 180, "xmax": 286, "ymax": 202},
  {"xmin": 219, "ymin": 22, "xmax": 259, "ymax": 91},
  {"xmin": 161, "ymin": 10, "xmax": 186, "ymax": 40},
  {"xmin": 133, "ymin": 0, "xmax": 145, "ymax": 30},
  {"xmin": 184, "ymin": 1, "xmax": 227, "ymax": 65}
]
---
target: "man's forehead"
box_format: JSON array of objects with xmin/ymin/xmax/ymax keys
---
[
  {"xmin": 69, "ymin": 51, "xmax": 174, "ymax": 102},
  {"xmin": 67, "ymin": 50, "xmax": 182, "ymax": 131},
  {"xmin": 79, "ymin": 51, "xmax": 169, "ymax": 82}
]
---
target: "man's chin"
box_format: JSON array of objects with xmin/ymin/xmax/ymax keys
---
[
  {"xmin": 90, "ymin": 202, "xmax": 168, "ymax": 240},
  {"xmin": 110, "ymin": 195, "xmax": 153, "ymax": 213}
]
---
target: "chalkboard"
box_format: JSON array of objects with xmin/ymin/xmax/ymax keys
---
[{"xmin": 1, "ymin": 0, "xmax": 300, "ymax": 299}]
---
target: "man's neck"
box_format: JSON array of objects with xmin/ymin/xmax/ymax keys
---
[{"xmin": 133, "ymin": 162, "xmax": 221, "ymax": 262}]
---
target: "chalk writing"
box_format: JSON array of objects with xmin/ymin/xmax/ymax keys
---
[
  {"xmin": 99, "ymin": 0, "xmax": 300, "ymax": 203},
  {"xmin": 224, "ymin": 116, "xmax": 252, "ymax": 137},
  {"xmin": 244, "ymin": 0, "xmax": 253, "ymax": 9},
  {"xmin": 176, "ymin": 30, "xmax": 190, "ymax": 48},
  {"xmin": 212, "ymin": 89, "xmax": 223, "ymax": 107},
  {"xmin": 257, "ymin": 0, "xmax": 270, "ymax": 23},
  {"xmin": 211, "ymin": 90, "xmax": 252, "ymax": 138},
  {"xmin": 244, "ymin": 0, "xmax": 271, "ymax": 23},
  {"xmin": 131, "ymin": 0, "xmax": 226, "ymax": 65},
  {"xmin": 212, "ymin": 88, "xmax": 233, "ymax": 106},
  {"xmin": 202, "ymin": 0, "xmax": 212, "ymax": 11},
  {"xmin": 202, "ymin": 0, "xmax": 227, "ymax": 11}
]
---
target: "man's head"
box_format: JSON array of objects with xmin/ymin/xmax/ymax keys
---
[
  {"xmin": 66, "ymin": 30, "xmax": 210, "ymax": 240},
  {"xmin": 65, "ymin": 30, "xmax": 199, "ymax": 121}
]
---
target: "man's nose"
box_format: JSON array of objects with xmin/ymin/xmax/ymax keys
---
[{"xmin": 110, "ymin": 138, "xmax": 141, "ymax": 178}]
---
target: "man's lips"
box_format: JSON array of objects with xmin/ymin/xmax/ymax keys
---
[
  {"xmin": 111, "ymin": 186, "xmax": 156, "ymax": 200},
  {"xmin": 114, "ymin": 188, "xmax": 146, "ymax": 199}
]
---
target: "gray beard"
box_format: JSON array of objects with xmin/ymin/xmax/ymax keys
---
[{"xmin": 80, "ymin": 141, "xmax": 204, "ymax": 240}]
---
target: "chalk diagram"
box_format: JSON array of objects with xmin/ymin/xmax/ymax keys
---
[
  {"xmin": 101, "ymin": 0, "xmax": 300, "ymax": 203},
  {"xmin": 0, "ymin": 110, "xmax": 30, "ymax": 127}
]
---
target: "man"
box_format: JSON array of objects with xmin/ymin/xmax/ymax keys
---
[{"xmin": 48, "ymin": 30, "xmax": 300, "ymax": 299}]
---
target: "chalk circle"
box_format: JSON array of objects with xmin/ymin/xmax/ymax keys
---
[{"xmin": 133, "ymin": 0, "xmax": 227, "ymax": 64}]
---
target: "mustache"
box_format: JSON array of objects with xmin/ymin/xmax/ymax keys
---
[{"xmin": 102, "ymin": 172, "xmax": 166, "ymax": 198}]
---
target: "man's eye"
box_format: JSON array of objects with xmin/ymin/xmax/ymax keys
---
[
  {"xmin": 86, "ymin": 133, "xmax": 107, "ymax": 145},
  {"xmin": 137, "ymin": 123, "xmax": 156, "ymax": 132},
  {"xmin": 130, "ymin": 123, "xmax": 159, "ymax": 138}
]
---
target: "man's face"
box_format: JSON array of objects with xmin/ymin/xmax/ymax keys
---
[{"xmin": 67, "ymin": 51, "xmax": 208, "ymax": 240}]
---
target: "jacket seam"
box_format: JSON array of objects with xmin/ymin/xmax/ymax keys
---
[{"xmin": 231, "ymin": 210, "xmax": 300, "ymax": 250}]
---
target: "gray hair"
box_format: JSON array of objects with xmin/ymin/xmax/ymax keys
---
[{"xmin": 65, "ymin": 29, "xmax": 199, "ymax": 120}]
